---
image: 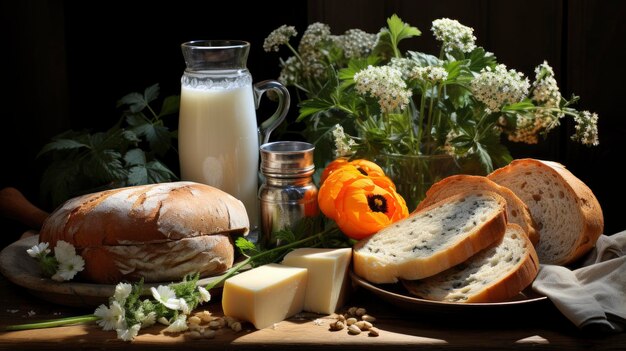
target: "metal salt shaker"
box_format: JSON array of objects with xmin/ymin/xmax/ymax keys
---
[{"xmin": 259, "ymin": 141, "xmax": 318, "ymax": 248}]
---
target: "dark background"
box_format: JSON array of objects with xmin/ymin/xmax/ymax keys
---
[{"xmin": 1, "ymin": 0, "xmax": 624, "ymax": 248}]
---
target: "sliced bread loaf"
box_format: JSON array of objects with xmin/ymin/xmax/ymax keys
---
[
  {"xmin": 487, "ymin": 159, "xmax": 603, "ymax": 265},
  {"xmin": 414, "ymin": 175, "xmax": 539, "ymax": 245},
  {"xmin": 352, "ymin": 190, "xmax": 507, "ymax": 284},
  {"xmin": 401, "ymin": 224, "xmax": 539, "ymax": 303}
]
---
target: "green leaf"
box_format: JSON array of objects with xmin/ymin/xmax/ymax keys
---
[
  {"xmin": 118, "ymin": 92, "xmax": 146, "ymax": 113},
  {"xmin": 127, "ymin": 165, "xmax": 148, "ymax": 186},
  {"xmin": 467, "ymin": 47, "xmax": 497, "ymax": 72},
  {"xmin": 37, "ymin": 139, "xmax": 89, "ymax": 158},
  {"xmin": 387, "ymin": 14, "xmax": 421, "ymax": 46},
  {"xmin": 124, "ymin": 148, "xmax": 146, "ymax": 166},
  {"xmin": 159, "ymin": 95, "xmax": 180, "ymax": 117},
  {"xmin": 144, "ymin": 83, "xmax": 160, "ymax": 105},
  {"xmin": 145, "ymin": 160, "xmax": 177, "ymax": 183},
  {"xmin": 131, "ymin": 123, "xmax": 172, "ymax": 156},
  {"xmin": 407, "ymin": 51, "xmax": 440, "ymax": 67}
]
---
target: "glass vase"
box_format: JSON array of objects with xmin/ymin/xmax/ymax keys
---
[{"xmin": 375, "ymin": 153, "xmax": 461, "ymax": 212}]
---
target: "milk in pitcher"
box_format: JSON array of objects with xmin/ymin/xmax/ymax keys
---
[{"xmin": 178, "ymin": 84, "xmax": 260, "ymax": 227}]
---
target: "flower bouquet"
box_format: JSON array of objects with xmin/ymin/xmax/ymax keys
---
[{"xmin": 264, "ymin": 15, "xmax": 599, "ymax": 207}]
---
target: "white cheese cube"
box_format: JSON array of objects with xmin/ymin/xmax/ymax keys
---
[
  {"xmin": 221, "ymin": 263, "xmax": 308, "ymax": 329},
  {"xmin": 281, "ymin": 247, "xmax": 352, "ymax": 314}
]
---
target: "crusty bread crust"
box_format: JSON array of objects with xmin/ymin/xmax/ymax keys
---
[
  {"xmin": 39, "ymin": 181, "xmax": 248, "ymax": 283},
  {"xmin": 402, "ymin": 224, "xmax": 539, "ymax": 303},
  {"xmin": 80, "ymin": 234, "xmax": 234, "ymax": 284},
  {"xmin": 353, "ymin": 191, "xmax": 508, "ymax": 284},
  {"xmin": 488, "ymin": 159, "xmax": 603, "ymax": 265},
  {"xmin": 40, "ymin": 181, "xmax": 249, "ymax": 247},
  {"xmin": 414, "ymin": 175, "xmax": 539, "ymax": 245}
]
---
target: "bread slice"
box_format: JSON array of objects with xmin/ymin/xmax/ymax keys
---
[
  {"xmin": 352, "ymin": 190, "xmax": 507, "ymax": 284},
  {"xmin": 487, "ymin": 159, "xmax": 603, "ymax": 265},
  {"xmin": 402, "ymin": 224, "xmax": 539, "ymax": 303},
  {"xmin": 414, "ymin": 175, "xmax": 539, "ymax": 246}
]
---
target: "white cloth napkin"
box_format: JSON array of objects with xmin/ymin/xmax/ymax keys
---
[{"xmin": 532, "ymin": 230, "xmax": 626, "ymax": 334}]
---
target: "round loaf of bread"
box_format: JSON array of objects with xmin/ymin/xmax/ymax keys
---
[
  {"xmin": 39, "ymin": 181, "xmax": 249, "ymax": 284},
  {"xmin": 487, "ymin": 159, "xmax": 603, "ymax": 265},
  {"xmin": 414, "ymin": 175, "xmax": 539, "ymax": 246}
]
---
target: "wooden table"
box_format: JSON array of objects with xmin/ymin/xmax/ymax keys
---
[{"xmin": 1, "ymin": 272, "xmax": 624, "ymax": 351}]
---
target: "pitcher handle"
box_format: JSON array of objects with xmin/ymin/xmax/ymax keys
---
[{"xmin": 253, "ymin": 80, "xmax": 290, "ymax": 145}]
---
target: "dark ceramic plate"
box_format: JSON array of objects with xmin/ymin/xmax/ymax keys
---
[{"xmin": 349, "ymin": 270, "xmax": 548, "ymax": 316}]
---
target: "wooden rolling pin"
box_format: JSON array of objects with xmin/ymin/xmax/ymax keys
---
[{"xmin": 0, "ymin": 187, "xmax": 49, "ymax": 231}]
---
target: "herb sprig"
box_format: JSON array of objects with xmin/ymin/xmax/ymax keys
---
[{"xmin": 37, "ymin": 83, "xmax": 179, "ymax": 208}]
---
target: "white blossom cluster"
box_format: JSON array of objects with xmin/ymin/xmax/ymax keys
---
[
  {"xmin": 278, "ymin": 56, "xmax": 302, "ymax": 87},
  {"xmin": 298, "ymin": 22, "xmax": 332, "ymax": 80},
  {"xmin": 572, "ymin": 111, "xmax": 600, "ymax": 146},
  {"xmin": 532, "ymin": 61, "xmax": 562, "ymax": 109},
  {"xmin": 93, "ymin": 282, "xmax": 211, "ymax": 341},
  {"xmin": 388, "ymin": 58, "xmax": 419, "ymax": 80},
  {"xmin": 470, "ymin": 64, "xmax": 530, "ymax": 113},
  {"xmin": 263, "ymin": 25, "xmax": 297, "ymax": 52},
  {"xmin": 334, "ymin": 29, "xmax": 378, "ymax": 59},
  {"xmin": 431, "ymin": 18, "xmax": 477, "ymax": 53},
  {"xmin": 27, "ymin": 241, "xmax": 85, "ymax": 282},
  {"xmin": 354, "ymin": 65, "xmax": 412, "ymax": 113},
  {"xmin": 410, "ymin": 65, "xmax": 449, "ymax": 84},
  {"xmin": 332, "ymin": 124, "xmax": 357, "ymax": 157}
]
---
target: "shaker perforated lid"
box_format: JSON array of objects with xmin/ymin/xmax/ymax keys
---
[{"xmin": 260, "ymin": 141, "xmax": 315, "ymax": 177}]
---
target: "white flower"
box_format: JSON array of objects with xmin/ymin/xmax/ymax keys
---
[
  {"xmin": 94, "ymin": 301, "xmax": 125, "ymax": 331},
  {"xmin": 150, "ymin": 285, "xmax": 180, "ymax": 310},
  {"xmin": 197, "ymin": 286, "xmax": 211, "ymax": 303},
  {"xmin": 335, "ymin": 28, "xmax": 377, "ymax": 59},
  {"xmin": 532, "ymin": 61, "xmax": 562, "ymax": 110},
  {"xmin": 354, "ymin": 65, "xmax": 412, "ymax": 113},
  {"xmin": 157, "ymin": 317, "xmax": 170, "ymax": 325},
  {"xmin": 116, "ymin": 323, "xmax": 141, "ymax": 341},
  {"xmin": 410, "ymin": 66, "xmax": 448, "ymax": 84},
  {"xmin": 27, "ymin": 242, "xmax": 50, "ymax": 258},
  {"xmin": 53, "ymin": 240, "xmax": 77, "ymax": 263},
  {"xmin": 178, "ymin": 298, "xmax": 190, "ymax": 315},
  {"xmin": 332, "ymin": 125, "xmax": 356, "ymax": 157},
  {"xmin": 572, "ymin": 111, "xmax": 600, "ymax": 146},
  {"xmin": 263, "ymin": 25, "xmax": 297, "ymax": 52},
  {"xmin": 163, "ymin": 315, "xmax": 188, "ymax": 333},
  {"xmin": 431, "ymin": 18, "xmax": 477, "ymax": 53},
  {"xmin": 51, "ymin": 254, "xmax": 85, "ymax": 281},
  {"xmin": 113, "ymin": 283, "xmax": 133, "ymax": 304},
  {"xmin": 470, "ymin": 64, "xmax": 530, "ymax": 113},
  {"xmin": 134, "ymin": 309, "xmax": 156, "ymax": 328}
]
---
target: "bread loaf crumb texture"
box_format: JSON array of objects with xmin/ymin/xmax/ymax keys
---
[
  {"xmin": 403, "ymin": 225, "xmax": 535, "ymax": 302},
  {"xmin": 360, "ymin": 192, "xmax": 500, "ymax": 263}
]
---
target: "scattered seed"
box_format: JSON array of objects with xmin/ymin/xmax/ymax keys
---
[
  {"xmin": 355, "ymin": 308, "xmax": 367, "ymax": 317},
  {"xmin": 188, "ymin": 316, "xmax": 202, "ymax": 325},
  {"xmin": 368, "ymin": 327, "xmax": 380, "ymax": 337},
  {"xmin": 336, "ymin": 314, "xmax": 346, "ymax": 322},
  {"xmin": 329, "ymin": 320, "xmax": 345, "ymax": 331},
  {"xmin": 202, "ymin": 329, "xmax": 216, "ymax": 339},
  {"xmin": 208, "ymin": 320, "xmax": 221, "ymax": 330},
  {"xmin": 230, "ymin": 321, "xmax": 242, "ymax": 332},
  {"xmin": 361, "ymin": 314, "xmax": 376, "ymax": 323},
  {"xmin": 188, "ymin": 330, "xmax": 203, "ymax": 339},
  {"xmin": 346, "ymin": 317, "xmax": 358, "ymax": 326},
  {"xmin": 348, "ymin": 307, "xmax": 358, "ymax": 316},
  {"xmin": 348, "ymin": 324, "xmax": 362, "ymax": 335}
]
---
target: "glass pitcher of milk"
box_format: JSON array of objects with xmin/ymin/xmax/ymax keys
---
[{"xmin": 178, "ymin": 40, "xmax": 290, "ymax": 230}]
